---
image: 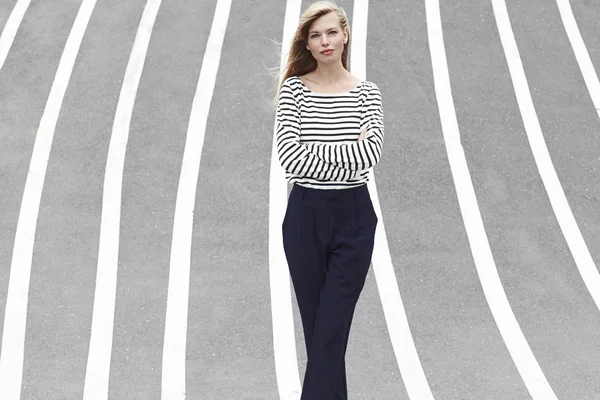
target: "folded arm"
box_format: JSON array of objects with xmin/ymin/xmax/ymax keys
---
[
  {"xmin": 276, "ymin": 82, "xmax": 360, "ymax": 181},
  {"xmin": 304, "ymin": 85, "xmax": 385, "ymax": 171}
]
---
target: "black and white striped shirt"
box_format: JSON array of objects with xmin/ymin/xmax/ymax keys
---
[{"xmin": 276, "ymin": 76, "xmax": 385, "ymax": 189}]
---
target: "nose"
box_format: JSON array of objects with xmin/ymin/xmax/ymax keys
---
[{"xmin": 321, "ymin": 36, "xmax": 329, "ymax": 46}]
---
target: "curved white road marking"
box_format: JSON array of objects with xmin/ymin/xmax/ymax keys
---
[
  {"xmin": 556, "ymin": 0, "xmax": 600, "ymax": 120},
  {"xmin": 425, "ymin": 0, "xmax": 558, "ymax": 398},
  {"xmin": 83, "ymin": 1, "xmax": 162, "ymax": 398},
  {"xmin": 0, "ymin": 0, "xmax": 31, "ymax": 71},
  {"xmin": 352, "ymin": 1, "xmax": 434, "ymax": 399},
  {"xmin": 161, "ymin": 1, "xmax": 232, "ymax": 399},
  {"xmin": 492, "ymin": 0, "xmax": 600, "ymax": 312},
  {"xmin": 269, "ymin": 1, "xmax": 303, "ymax": 398},
  {"xmin": 0, "ymin": 0, "xmax": 98, "ymax": 398}
]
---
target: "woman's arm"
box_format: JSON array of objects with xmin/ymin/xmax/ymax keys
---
[
  {"xmin": 304, "ymin": 85, "xmax": 385, "ymax": 171},
  {"xmin": 276, "ymin": 80, "xmax": 359, "ymax": 181}
]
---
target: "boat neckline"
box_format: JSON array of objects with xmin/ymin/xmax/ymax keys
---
[{"xmin": 294, "ymin": 76, "xmax": 366, "ymax": 95}]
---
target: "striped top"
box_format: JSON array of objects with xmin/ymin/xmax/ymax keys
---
[{"xmin": 275, "ymin": 76, "xmax": 385, "ymax": 189}]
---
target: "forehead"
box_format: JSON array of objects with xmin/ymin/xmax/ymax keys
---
[{"xmin": 309, "ymin": 12, "xmax": 341, "ymax": 32}]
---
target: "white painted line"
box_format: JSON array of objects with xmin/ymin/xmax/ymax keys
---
[
  {"xmin": 556, "ymin": 0, "xmax": 600, "ymax": 121},
  {"xmin": 160, "ymin": 1, "xmax": 232, "ymax": 399},
  {"xmin": 349, "ymin": 0, "xmax": 368, "ymax": 80},
  {"xmin": 0, "ymin": 0, "xmax": 98, "ymax": 398},
  {"xmin": 0, "ymin": 0, "xmax": 31, "ymax": 71},
  {"xmin": 493, "ymin": 0, "xmax": 600, "ymax": 311},
  {"xmin": 425, "ymin": 0, "xmax": 558, "ymax": 398},
  {"xmin": 82, "ymin": 1, "xmax": 162, "ymax": 398},
  {"xmin": 269, "ymin": 1, "xmax": 303, "ymax": 398},
  {"xmin": 351, "ymin": 2, "xmax": 434, "ymax": 399},
  {"xmin": 367, "ymin": 184, "xmax": 435, "ymax": 400}
]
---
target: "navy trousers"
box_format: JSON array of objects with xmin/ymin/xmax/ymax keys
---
[{"xmin": 282, "ymin": 183, "xmax": 378, "ymax": 400}]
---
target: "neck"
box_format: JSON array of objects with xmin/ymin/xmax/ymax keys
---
[{"xmin": 313, "ymin": 62, "xmax": 347, "ymax": 84}]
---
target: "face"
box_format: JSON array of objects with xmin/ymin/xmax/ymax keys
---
[{"xmin": 305, "ymin": 12, "xmax": 348, "ymax": 63}]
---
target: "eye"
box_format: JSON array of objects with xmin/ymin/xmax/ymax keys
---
[
  {"xmin": 310, "ymin": 33, "xmax": 320, "ymax": 39},
  {"xmin": 328, "ymin": 30, "xmax": 337, "ymax": 35}
]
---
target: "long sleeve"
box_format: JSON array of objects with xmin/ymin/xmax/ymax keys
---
[
  {"xmin": 276, "ymin": 80, "xmax": 359, "ymax": 181},
  {"xmin": 304, "ymin": 85, "xmax": 384, "ymax": 171}
]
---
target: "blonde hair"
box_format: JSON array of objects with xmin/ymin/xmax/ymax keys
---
[{"xmin": 273, "ymin": 1, "xmax": 350, "ymax": 107}]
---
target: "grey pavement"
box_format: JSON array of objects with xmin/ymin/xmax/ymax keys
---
[{"xmin": 1, "ymin": 0, "xmax": 599, "ymax": 399}]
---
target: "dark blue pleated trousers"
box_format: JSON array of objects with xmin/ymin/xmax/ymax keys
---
[{"xmin": 282, "ymin": 183, "xmax": 378, "ymax": 400}]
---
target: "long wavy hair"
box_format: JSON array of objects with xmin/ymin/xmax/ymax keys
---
[{"xmin": 273, "ymin": 1, "xmax": 351, "ymax": 107}]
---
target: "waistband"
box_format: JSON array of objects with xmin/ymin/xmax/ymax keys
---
[{"xmin": 292, "ymin": 183, "xmax": 368, "ymax": 201}]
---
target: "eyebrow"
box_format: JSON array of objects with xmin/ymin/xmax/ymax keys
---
[{"xmin": 309, "ymin": 27, "xmax": 338, "ymax": 34}]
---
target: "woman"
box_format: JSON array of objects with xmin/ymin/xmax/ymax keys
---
[{"xmin": 275, "ymin": 1, "xmax": 384, "ymax": 399}]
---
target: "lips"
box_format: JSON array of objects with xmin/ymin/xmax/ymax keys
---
[{"xmin": 321, "ymin": 49, "xmax": 334, "ymax": 55}]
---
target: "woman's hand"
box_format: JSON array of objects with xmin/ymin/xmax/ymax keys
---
[{"xmin": 358, "ymin": 127, "xmax": 367, "ymax": 142}]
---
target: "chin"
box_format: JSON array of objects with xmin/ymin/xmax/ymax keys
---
[{"xmin": 318, "ymin": 54, "xmax": 339, "ymax": 62}]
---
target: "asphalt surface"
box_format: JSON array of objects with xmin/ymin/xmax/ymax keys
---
[{"xmin": 1, "ymin": 0, "xmax": 599, "ymax": 399}]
